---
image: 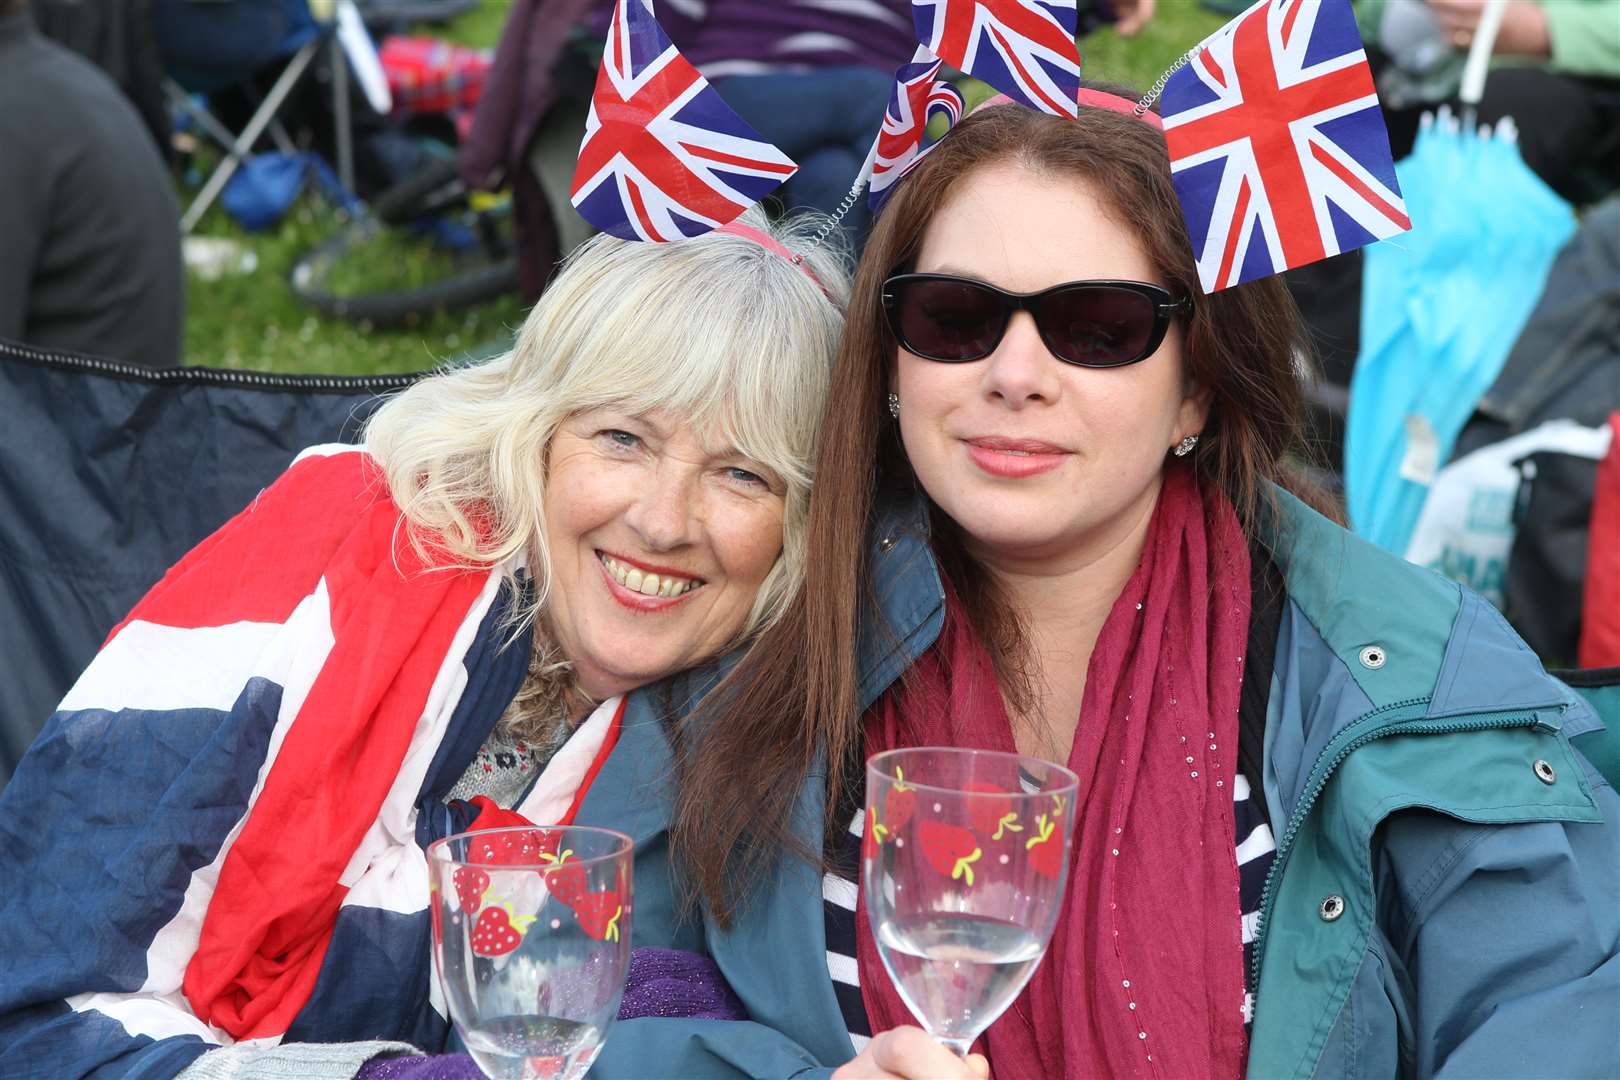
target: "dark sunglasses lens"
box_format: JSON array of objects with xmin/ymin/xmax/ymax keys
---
[
  {"xmin": 893, "ymin": 279, "xmax": 1006, "ymax": 361},
  {"xmin": 1038, "ymin": 286, "xmax": 1158, "ymax": 366}
]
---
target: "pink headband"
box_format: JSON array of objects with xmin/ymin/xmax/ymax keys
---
[
  {"xmin": 975, "ymin": 90, "xmax": 1165, "ymax": 131},
  {"xmin": 716, "ymin": 220, "xmax": 828, "ymax": 294}
]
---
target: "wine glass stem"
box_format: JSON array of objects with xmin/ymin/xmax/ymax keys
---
[{"xmin": 938, "ymin": 1036, "xmax": 975, "ymax": 1059}]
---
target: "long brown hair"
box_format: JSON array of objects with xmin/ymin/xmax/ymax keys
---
[{"xmin": 672, "ymin": 88, "xmax": 1332, "ymax": 926}]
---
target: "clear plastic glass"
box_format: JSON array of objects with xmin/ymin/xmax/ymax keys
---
[
  {"xmin": 427, "ymin": 825, "xmax": 633, "ymax": 1080},
  {"xmin": 863, "ymin": 747, "xmax": 1079, "ymax": 1056}
]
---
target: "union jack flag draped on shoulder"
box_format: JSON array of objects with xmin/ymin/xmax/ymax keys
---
[
  {"xmin": 867, "ymin": 47, "xmax": 967, "ymax": 211},
  {"xmin": 571, "ymin": 0, "xmax": 799, "ymax": 241},
  {"xmin": 911, "ymin": 0, "xmax": 1081, "ymax": 118},
  {"xmin": 1160, "ymin": 0, "xmax": 1410, "ymax": 293}
]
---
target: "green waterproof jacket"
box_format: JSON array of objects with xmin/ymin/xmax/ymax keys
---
[{"xmin": 581, "ymin": 488, "xmax": 1620, "ymax": 1078}]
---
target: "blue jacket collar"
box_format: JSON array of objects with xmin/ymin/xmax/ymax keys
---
[{"xmin": 857, "ymin": 490, "xmax": 945, "ymax": 711}]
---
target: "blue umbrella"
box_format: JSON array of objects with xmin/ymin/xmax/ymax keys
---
[{"xmin": 1345, "ymin": 0, "xmax": 1576, "ymax": 554}]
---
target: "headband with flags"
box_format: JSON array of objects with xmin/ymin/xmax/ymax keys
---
[
  {"xmin": 569, "ymin": 0, "xmax": 799, "ymax": 242},
  {"xmin": 865, "ymin": 47, "xmax": 967, "ymax": 212},
  {"xmin": 912, "ymin": 0, "xmax": 1082, "ymax": 118},
  {"xmin": 568, "ymin": 0, "xmax": 1410, "ymax": 297},
  {"xmin": 1158, "ymin": 0, "xmax": 1411, "ymax": 292}
]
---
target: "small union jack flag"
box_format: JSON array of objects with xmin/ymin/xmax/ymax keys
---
[
  {"xmin": 1160, "ymin": 0, "xmax": 1410, "ymax": 293},
  {"xmin": 911, "ymin": 0, "xmax": 1081, "ymax": 117},
  {"xmin": 868, "ymin": 47, "xmax": 967, "ymax": 210},
  {"xmin": 571, "ymin": 0, "xmax": 798, "ymax": 242}
]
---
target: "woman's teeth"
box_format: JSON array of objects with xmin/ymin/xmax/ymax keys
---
[{"xmin": 600, "ymin": 554, "xmax": 700, "ymax": 597}]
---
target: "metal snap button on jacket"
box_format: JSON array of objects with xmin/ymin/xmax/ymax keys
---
[
  {"xmin": 878, "ymin": 536, "xmax": 895, "ymax": 552},
  {"xmin": 1319, "ymin": 894, "xmax": 1346, "ymax": 922},
  {"xmin": 1534, "ymin": 759, "xmax": 1557, "ymax": 784},
  {"xmin": 1358, "ymin": 645, "xmax": 1386, "ymax": 669}
]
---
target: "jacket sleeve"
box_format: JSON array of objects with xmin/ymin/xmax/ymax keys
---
[
  {"xmin": 1388, "ymin": 763, "xmax": 1620, "ymax": 1078},
  {"xmin": 589, "ymin": 1018, "xmax": 835, "ymax": 1080},
  {"xmin": 1542, "ymin": 0, "xmax": 1620, "ymax": 78}
]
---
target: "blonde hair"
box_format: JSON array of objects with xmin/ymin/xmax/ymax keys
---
[{"xmin": 364, "ymin": 208, "xmax": 850, "ymax": 656}]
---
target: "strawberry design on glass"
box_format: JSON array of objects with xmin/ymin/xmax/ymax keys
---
[
  {"xmin": 574, "ymin": 891, "xmax": 625, "ymax": 942},
  {"xmin": 965, "ymin": 782, "xmax": 1023, "ymax": 841},
  {"xmin": 453, "ymin": 867, "xmax": 491, "ymax": 914},
  {"xmin": 884, "ymin": 767, "xmax": 917, "ymax": 833},
  {"xmin": 1024, "ymin": 812, "xmax": 1065, "ymax": 879},
  {"xmin": 470, "ymin": 905, "xmax": 535, "ymax": 957},
  {"xmin": 541, "ymin": 849, "xmax": 589, "ymax": 908},
  {"xmin": 918, "ymin": 820, "xmax": 983, "ymax": 886}
]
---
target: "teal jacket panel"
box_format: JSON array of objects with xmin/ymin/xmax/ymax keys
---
[{"xmin": 1250, "ymin": 492, "xmax": 1617, "ymax": 1077}]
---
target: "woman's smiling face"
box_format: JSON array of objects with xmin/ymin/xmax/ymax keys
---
[{"xmin": 541, "ymin": 407, "xmax": 787, "ymax": 701}]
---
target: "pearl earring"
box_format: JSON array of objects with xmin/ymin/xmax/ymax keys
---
[
  {"xmin": 1173, "ymin": 435, "xmax": 1199, "ymax": 457},
  {"xmin": 887, "ymin": 392, "xmax": 900, "ymax": 419}
]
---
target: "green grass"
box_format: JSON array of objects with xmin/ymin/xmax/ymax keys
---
[
  {"xmin": 1081, "ymin": 1, "xmax": 1227, "ymax": 95},
  {"xmin": 184, "ymin": 200, "xmax": 527, "ymax": 376},
  {"xmin": 181, "ymin": 1, "xmax": 524, "ymax": 375},
  {"xmin": 184, "ymin": 0, "xmax": 1226, "ymax": 377}
]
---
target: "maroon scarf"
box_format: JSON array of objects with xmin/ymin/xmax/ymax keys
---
[{"xmin": 855, "ymin": 466, "xmax": 1252, "ymax": 1078}]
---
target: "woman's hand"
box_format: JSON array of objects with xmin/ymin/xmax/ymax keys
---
[
  {"xmin": 1111, "ymin": 0, "xmax": 1158, "ymax": 38},
  {"xmin": 831, "ymin": 1027, "xmax": 990, "ymax": 1080}
]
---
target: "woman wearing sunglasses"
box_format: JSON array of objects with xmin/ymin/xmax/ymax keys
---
[{"xmin": 588, "ymin": 91, "xmax": 1620, "ymax": 1079}]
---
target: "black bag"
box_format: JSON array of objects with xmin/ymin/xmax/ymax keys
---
[{"xmin": 1453, "ymin": 198, "xmax": 1620, "ymax": 664}]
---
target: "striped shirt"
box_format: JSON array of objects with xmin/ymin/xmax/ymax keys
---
[{"xmin": 820, "ymin": 771, "xmax": 1277, "ymax": 1050}]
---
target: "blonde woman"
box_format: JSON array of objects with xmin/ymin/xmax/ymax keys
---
[{"xmin": 0, "ymin": 211, "xmax": 847, "ymax": 1080}]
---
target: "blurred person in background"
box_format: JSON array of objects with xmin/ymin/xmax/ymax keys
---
[
  {"xmin": 650, "ymin": 0, "xmax": 919, "ymax": 250},
  {"xmin": 0, "ymin": 0, "xmax": 183, "ymax": 368},
  {"xmin": 1366, "ymin": 0, "xmax": 1620, "ymax": 202},
  {"xmin": 31, "ymin": 0, "xmax": 168, "ymax": 152}
]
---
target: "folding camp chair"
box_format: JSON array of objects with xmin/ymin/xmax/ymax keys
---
[
  {"xmin": 0, "ymin": 336, "xmax": 426, "ymax": 789},
  {"xmin": 158, "ymin": 0, "xmax": 390, "ymax": 232}
]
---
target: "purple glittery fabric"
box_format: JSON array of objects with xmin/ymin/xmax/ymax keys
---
[
  {"xmin": 354, "ymin": 1053, "xmax": 486, "ymax": 1080},
  {"xmin": 616, "ymin": 947, "xmax": 747, "ymax": 1022},
  {"xmin": 352, "ymin": 951, "xmax": 742, "ymax": 1079}
]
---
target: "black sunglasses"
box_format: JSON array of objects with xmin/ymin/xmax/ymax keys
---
[{"xmin": 881, "ymin": 273, "xmax": 1192, "ymax": 368}]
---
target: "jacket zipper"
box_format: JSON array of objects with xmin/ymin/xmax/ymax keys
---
[
  {"xmin": 1247, "ymin": 706, "xmax": 1557, "ymax": 1014},
  {"xmin": 0, "ymin": 338, "xmax": 421, "ymax": 392}
]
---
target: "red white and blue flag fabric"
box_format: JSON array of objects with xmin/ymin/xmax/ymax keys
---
[
  {"xmin": 571, "ymin": 0, "xmax": 799, "ymax": 242},
  {"xmin": 1160, "ymin": 0, "xmax": 1410, "ymax": 293},
  {"xmin": 911, "ymin": 0, "xmax": 1081, "ymax": 117},
  {"xmin": 867, "ymin": 47, "xmax": 967, "ymax": 210},
  {"xmin": 0, "ymin": 449, "xmax": 557, "ymax": 1075}
]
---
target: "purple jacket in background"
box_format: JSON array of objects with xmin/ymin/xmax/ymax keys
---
[{"xmin": 589, "ymin": 0, "xmax": 917, "ymax": 77}]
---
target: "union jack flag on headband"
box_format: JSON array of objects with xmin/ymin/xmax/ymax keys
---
[
  {"xmin": 867, "ymin": 47, "xmax": 967, "ymax": 211},
  {"xmin": 1160, "ymin": 0, "xmax": 1410, "ymax": 293},
  {"xmin": 571, "ymin": 0, "xmax": 799, "ymax": 241},
  {"xmin": 911, "ymin": 0, "xmax": 1081, "ymax": 117}
]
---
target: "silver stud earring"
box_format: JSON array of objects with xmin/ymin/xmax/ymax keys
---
[
  {"xmin": 1173, "ymin": 435, "xmax": 1199, "ymax": 457},
  {"xmin": 887, "ymin": 392, "xmax": 900, "ymax": 419}
]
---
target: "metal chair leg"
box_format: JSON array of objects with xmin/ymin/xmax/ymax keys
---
[
  {"xmin": 179, "ymin": 38, "xmax": 323, "ymax": 234},
  {"xmin": 331, "ymin": 35, "xmax": 355, "ymax": 196}
]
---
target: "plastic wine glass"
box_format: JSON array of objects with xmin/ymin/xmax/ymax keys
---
[
  {"xmin": 863, "ymin": 747, "xmax": 1079, "ymax": 1057},
  {"xmin": 427, "ymin": 825, "xmax": 634, "ymax": 1080}
]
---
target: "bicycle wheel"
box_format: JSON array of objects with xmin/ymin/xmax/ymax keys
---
[{"xmin": 290, "ymin": 160, "xmax": 519, "ymax": 326}]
